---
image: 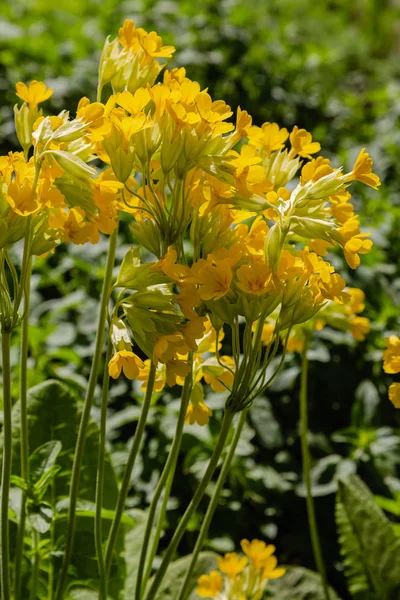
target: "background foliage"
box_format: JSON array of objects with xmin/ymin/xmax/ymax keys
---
[{"xmin": 1, "ymin": 0, "xmax": 400, "ymax": 597}]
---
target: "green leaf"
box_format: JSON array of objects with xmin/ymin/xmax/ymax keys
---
[
  {"xmin": 149, "ymin": 552, "xmax": 219, "ymax": 600},
  {"xmin": 29, "ymin": 440, "xmax": 62, "ymax": 484},
  {"xmin": 0, "ymin": 380, "xmax": 121, "ymax": 596},
  {"xmin": 336, "ymin": 492, "xmax": 373, "ymax": 599},
  {"xmin": 34, "ymin": 464, "xmax": 61, "ymax": 499},
  {"xmin": 267, "ymin": 566, "xmax": 342, "ymax": 599},
  {"xmin": 338, "ymin": 474, "xmax": 400, "ymax": 600},
  {"xmin": 28, "ymin": 503, "xmax": 53, "ymax": 534},
  {"xmin": 10, "ymin": 475, "xmax": 29, "ymax": 492}
]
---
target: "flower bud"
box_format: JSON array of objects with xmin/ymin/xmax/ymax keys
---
[
  {"xmin": 14, "ymin": 102, "xmax": 39, "ymax": 154},
  {"xmin": 265, "ymin": 222, "xmax": 287, "ymax": 269},
  {"xmin": 48, "ymin": 150, "xmax": 96, "ymax": 182}
]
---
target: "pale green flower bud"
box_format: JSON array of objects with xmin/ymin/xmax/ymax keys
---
[{"xmin": 14, "ymin": 102, "xmax": 39, "ymax": 154}]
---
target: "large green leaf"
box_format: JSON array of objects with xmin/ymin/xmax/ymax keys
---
[
  {"xmin": 267, "ymin": 566, "xmax": 342, "ymax": 599},
  {"xmin": 5, "ymin": 380, "xmax": 118, "ymax": 506},
  {"xmin": 337, "ymin": 474, "xmax": 400, "ymax": 600},
  {"xmin": 1, "ymin": 380, "xmax": 123, "ymax": 596}
]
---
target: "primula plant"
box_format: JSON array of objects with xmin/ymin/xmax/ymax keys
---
[{"xmin": 0, "ymin": 18, "xmax": 384, "ymax": 600}]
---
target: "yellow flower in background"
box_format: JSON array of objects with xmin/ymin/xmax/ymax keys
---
[
  {"xmin": 347, "ymin": 148, "xmax": 381, "ymax": 189},
  {"xmin": 259, "ymin": 322, "xmax": 275, "ymax": 345},
  {"xmin": 346, "ymin": 287, "xmax": 366, "ymax": 314},
  {"xmin": 383, "ymin": 335, "xmax": 400, "ymax": 374},
  {"xmin": 389, "ymin": 383, "xmax": 400, "ymax": 408},
  {"xmin": 217, "ymin": 552, "xmax": 247, "ymax": 579},
  {"xmin": 185, "ymin": 400, "xmax": 212, "ymax": 426},
  {"xmin": 196, "ymin": 570, "xmax": 223, "ymax": 598},
  {"xmin": 289, "ymin": 125, "xmax": 321, "ymax": 158},
  {"xmin": 350, "ymin": 316, "xmax": 370, "ymax": 341},
  {"xmin": 137, "ymin": 360, "xmax": 166, "ymax": 392},
  {"xmin": 152, "ymin": 333, "xmax": 189, "ymax": 364},
  {"xmin": 16, "ymin": 80, "xmax": 53, "ymax": 105},
  {"xmin": 203, "ymin": 356, "xmax": 235, "ymax": 392},
  {"xmin": 240, "ymin": 538, "xmax": 276, "ymax": 570},
  {"xmin": 108, "ymin": 350, "xmax": 145, "ymax": 379},
  {"xmin": 262, "ymin": 554, "xmax": 286, "ymax": 580}
]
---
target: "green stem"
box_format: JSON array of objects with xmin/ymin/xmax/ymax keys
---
[
  {"xmin": 54, "ymin": 226, "xmax": 119, "ymax": 600},
  {"xmin": 14, "ymin": 257, "xmax": 32, "ymax": 600},
  {"xmin": 300, "ymin": 340, "xmax": 330, "ymax": 600},
  {"xmin": 29, "ymin": 530, "xmax": 40, "ymax": 600},
  {"xmin": 144, "ymin": 409, "xmax": 235, "ymax": 600},
  {"xmin": 1, "ymin": 331, "xmax": 12, "ymax": 600},
  {"xmin": 95, "ymin": 339, "xmax": 113, "ymax": 600},
  {"xmin": 178, "ymin": 409, "xmax": 248, "ymax": 600},
  {"xmin": 136, "ymin": 366, "xmax": 193, "ymax": 600},
  {"xmin": 104, "ymin": 363, "xmax": 157, "ymax": 574}
]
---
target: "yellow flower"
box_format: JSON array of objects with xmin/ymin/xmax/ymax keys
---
[
  {"xmin": 196, "ymin": 570, "xmax": 223, "ymax": 598},
  {"xmin": 108, "ymin": 350, "xmax": 145, "ymax": 379},
  {"xmin": 217, "ymin": 552, "xmax": 247, "ymax": 579},
  {"xmin": 236, "ymin": 263, "xmax": 275, "ymax": 296},
  {"xmin": 137, "ymin": 360, "xmax": 166, "ymax": 392},
  {"xmin": 181, "ymin": 317, "xmax": 208, "ymax": 352},
  {"xmin": 49, "ymin": 207, "xmax": 98, "ymax": 246},
  {"xmin": 240, "ymin": 539, "xmax": 276, "ymax": 570},
  {"xmin": 152, "ymin": 333, "xmax": 188, "ymax": 364},
  {"xmin": 203, "ymin": 356, "xmax": 235, "ymax": 392},
  {"xmin": 350, "ymin": 317, "xmax": 370, "ymax": 341},
  {"xmin": 383, "ymin": 336, "xmax": 400, "ymax": 374},
  {"xmin": 249, "ymin": 122, "xmax": 289, "ymax": 155},
  {"xmin": 347, "ymin": 148, "xmax": 381, "ymax": 189},
  {"xmin": 262, "ymin": 555, "xmax": 286, "ymax": 580},
  {"xmin": 289, "ymin": 126, "xmax": 321, "ymax": 158},
  {"xmin": 389, "ymin": 383, "xmax": 400, "ymax": 408},
  {"xmin": 16, "ymin": 80, "xmax": 53, "ymax": 105},
  {"xmin": 343, "ymin": 233, "xmax": 373, "ymax": 269},
  {"xmin": 191, "ymin": 259, "xmax": 233, "ymax": 301},
  {"xmin": 317, "ymin": 272, "xmax": 349, "ymax": 304},
  {"xmin": 300, "ymin": 156, "xmax": 333, "ymax": 185},
  {"xmin": 259, "ymin": 322, "xmax": 275, "ymax": 345},
  {"xmin": 286, "ymin": 330, "xmax": 305, "ymax": 353},
  {"xmin": 185, "ymin": 400, "xmax": 212, "ymax": 426},
  {"xmin": 165, "ymin": 359, "xmax": 191, "ymax": 387}
]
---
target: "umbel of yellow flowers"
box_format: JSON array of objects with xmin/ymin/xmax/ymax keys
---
[
  {"xmin": 196, "ymin": 538, "xmax": 285, "ymax": 599},
  {"xmin": 1, "ymin": 17, "xmax": 381, "ymax": 423},
  {"xmin": 0, "ymin": 16, "xmax": 383, "ymax": 600}
]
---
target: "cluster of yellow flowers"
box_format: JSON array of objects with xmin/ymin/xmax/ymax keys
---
[
  {"xmin": 0, "ymin": 18, "xmax": 384, "ymax": 600},
  {"xmin": 1, "ymin": 19, "xmax": 380, "ymax": 423},
  {"xmin": 196, "ymin": 539, "xmax": 285, "ymax": 599},
  {"xmin": 383, "ymin": 335, "xmax": 400, "ymax": 408}
]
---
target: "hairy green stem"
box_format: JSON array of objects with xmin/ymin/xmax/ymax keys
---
[
  {"xmin": 96, "ymin": 338, "xmax": 113, "ymax": 600},
  {"xmin": 144, "ymin": 409, "xmax": 235, "ymax": 600},
  {"xmin": 14, "ymin": 257, "xmax": 32, "ymax": 600},
  {"xmin": 54, "ymin": 226, "xmax": 119, "ymax": 600},
  {"xmin": 300, "ymin": 341, "xmax": 330, "ymax": 600},
  {"xmin": 1, "ymin": 331, "xmax": 12, "ymax": 600},
  {"xmin": 136, "ymin": 365, "xmax": 193, "ymax": 600},
  {"xmin": 104, "ymin": 363, "xmax": 157, "ymax": 574},
  {"xmin": 178, "ymin": 409, "xmax": 248, "ymax": 600}
]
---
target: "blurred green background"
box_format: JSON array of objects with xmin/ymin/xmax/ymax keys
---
[{"xmin": 1, "ymin": 1, "xmax": 400, "ymax": 597}]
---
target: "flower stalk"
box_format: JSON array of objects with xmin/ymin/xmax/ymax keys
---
[{"xmin": 300, "ymin": 336, "xmax": 330, "ymax": 600}]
